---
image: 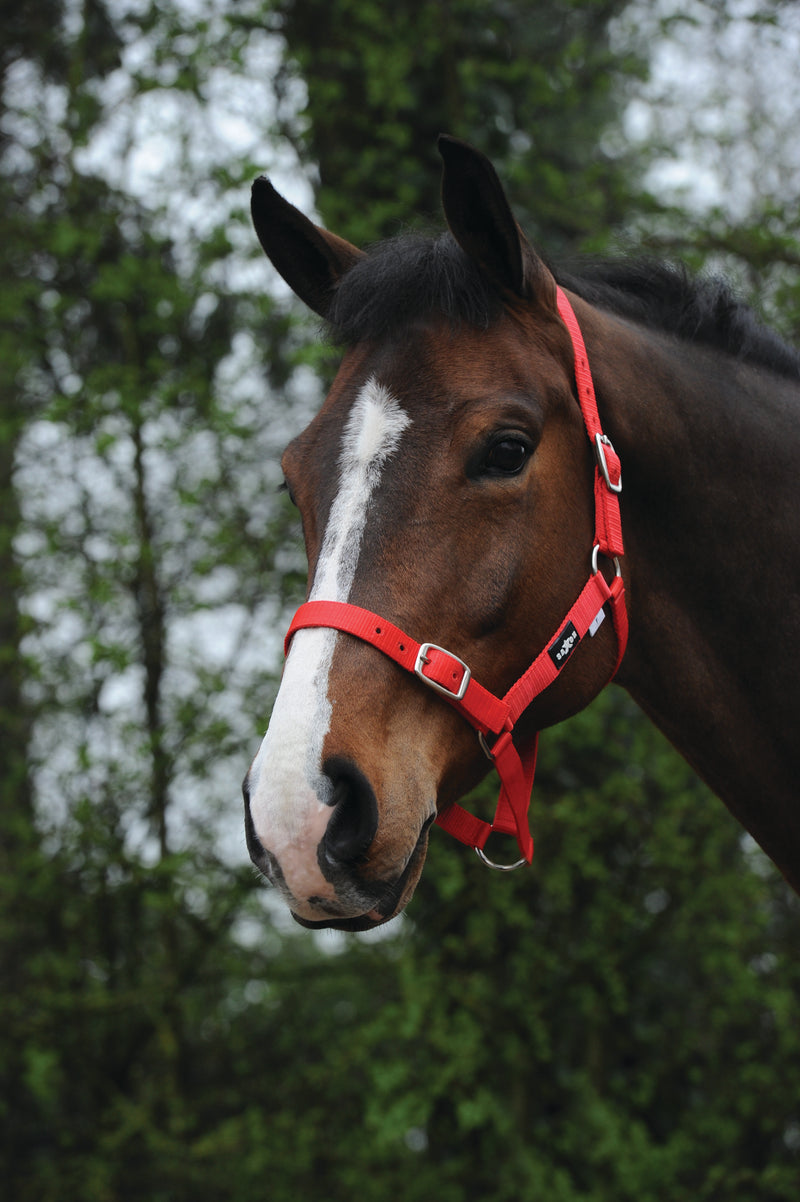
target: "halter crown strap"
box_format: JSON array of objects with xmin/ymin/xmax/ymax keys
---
[
  {"xmin": 282, "ymin": 288, "xmax": 626, "ymax": 868},
  {"xmin": 557, "ymin": 288, "xmax": 625, "ymax": 567}
]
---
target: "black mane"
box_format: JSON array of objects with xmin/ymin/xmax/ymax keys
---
[
  {"xmin": 557, "ymin": 259, "xmax": 800, "ymax": 380},
  {"xmin": 327, "ymin": 232, "xmax": 800, "ymax": 380}
]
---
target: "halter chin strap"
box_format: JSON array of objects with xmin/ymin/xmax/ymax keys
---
[{"xmin": 283, "ymin": 288, "xmax": 627, "ymax": 869}]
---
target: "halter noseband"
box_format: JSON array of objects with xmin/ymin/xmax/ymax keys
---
[{"xmin": 283, "ymin": 288, "xmax": 627, "ymax": 869}]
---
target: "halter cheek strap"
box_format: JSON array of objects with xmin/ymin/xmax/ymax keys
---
[{"xmin": 283, "ymin": 288, "xmax": 627, "ymax": 869}]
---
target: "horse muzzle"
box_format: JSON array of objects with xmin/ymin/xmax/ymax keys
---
[{"xmin": 243, "ymin": 758, "xmax": 433, "ymax": 930}]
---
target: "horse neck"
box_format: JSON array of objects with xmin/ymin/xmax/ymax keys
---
[{"xmin": 589, "ymin": 307, "xmax": 800, "ymax": 890}]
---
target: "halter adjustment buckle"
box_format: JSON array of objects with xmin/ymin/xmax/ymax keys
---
[
  {"xmin": 414, "ymin": 643, "xmax": 471, "ymax": 701},
  {"xmin": 594, "ymin": 433, "xmax": 622, "ymax": 494}
]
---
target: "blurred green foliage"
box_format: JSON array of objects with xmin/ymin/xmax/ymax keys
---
[
  {"xmin": 1, "ymin": 2, "xmax": 798, "ymax": 1200},
  {"xmin": 277, "ymin": 0, "xmax": 648, "ymax": 250}
]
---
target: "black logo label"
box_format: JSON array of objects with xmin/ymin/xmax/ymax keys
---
[{"xmin": 548, "ymin": 621, "xmax": 580, "ymax": 669}]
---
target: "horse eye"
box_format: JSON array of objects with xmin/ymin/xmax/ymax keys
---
[
  {"xmin": 279, "ymin": 480, "xmax": 298, "ymax": 506},
  {"xmin": 484, "ymin": 438, "xmax": 530, "ymax": 476}
]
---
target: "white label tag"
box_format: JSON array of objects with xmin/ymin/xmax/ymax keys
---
[{"xmin": 588, "ymin": 608, "xmax": 606, "ymax": 638}]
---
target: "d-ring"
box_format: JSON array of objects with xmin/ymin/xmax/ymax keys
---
[
  {"xmin": 475, "ymin": 847, "xmax": 526, "ymax": 872},
  {"xmin": 591, "ymin": 544, "xmax": 622, "ymax": 577}
]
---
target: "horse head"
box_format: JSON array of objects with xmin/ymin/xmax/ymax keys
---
[{"xmin": 243, "ymin": 137, "xmax": 625, "ymax": 930}]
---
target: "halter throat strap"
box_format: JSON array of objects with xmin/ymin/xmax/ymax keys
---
[{"xmin": 283, "ymin": 288, "xmax": 627, "ymax": 869}]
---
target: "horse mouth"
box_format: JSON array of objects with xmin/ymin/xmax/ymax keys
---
[
  {"xmin": 291, "ymin": 911, "xmax": 387, "ymax": 933},
  {"xmin": 290, "ymin": 818, "xmax": 432, "ymax": 932}
]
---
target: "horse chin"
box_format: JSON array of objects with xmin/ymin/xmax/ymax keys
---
[
  {"xmin": 291, "ymin": 911, "xmax": 389, "ymax": 933},
  {"xmin": 290, "ymin": 824, "xmax": 429, "ymax": 933}
]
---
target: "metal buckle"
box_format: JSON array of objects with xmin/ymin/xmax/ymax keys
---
[
  {"xmin": 594, "ymin": 433, "xmax": 622, "ymax": 494},
  {"xmin": 414, "ymin": 643, "xmax": 471, "ymax": 701}
]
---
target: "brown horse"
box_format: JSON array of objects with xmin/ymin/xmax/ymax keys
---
[{"xmin": 243, "ymin": 135, "xmax": 800, "ymax": 930}]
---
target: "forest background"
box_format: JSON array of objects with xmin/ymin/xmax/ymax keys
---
[{"xmin": 2, "ymin": 1, "xmax": 800, "ymax": 1199}]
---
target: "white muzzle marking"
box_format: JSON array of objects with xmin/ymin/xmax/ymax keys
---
[{"xmin": 247, "ymin": 378, "xmax": 411, "ymax": 911}]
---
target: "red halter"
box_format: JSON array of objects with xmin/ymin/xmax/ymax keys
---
[{"xmin": 283, "ymin": 288, "xmax": 627, "ymax": 869}]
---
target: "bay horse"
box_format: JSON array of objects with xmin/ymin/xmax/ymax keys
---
[{"xmin": 243, "ymin": 135, "xmax": 800, "ymax": 931}]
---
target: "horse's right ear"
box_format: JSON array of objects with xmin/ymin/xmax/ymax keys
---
[{"xmin": 251, "ymin": 178, "xmax": 364, "ymax": 319}]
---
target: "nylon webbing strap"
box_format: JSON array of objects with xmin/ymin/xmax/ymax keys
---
[
  {"xmin": 281, "ymin": 288, "xmax": 627, "ymax": 868},
  {"xmin": 285, "ymin": 601, "xmax": 511, "ymax": 735},
  {"xmin": 433, "ymin": 732, "xmax": 538, "ymax": 861},
  {"xmin": 556, "ymin": 288, "xmax": 624, "ymax": 561}
]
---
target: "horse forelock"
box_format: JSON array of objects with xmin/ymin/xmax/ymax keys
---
[{"xmin": 326, "ymin": 231, "xmax": 505, "ymax": 345}]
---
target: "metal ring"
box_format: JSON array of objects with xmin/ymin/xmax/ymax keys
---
[
  {"xmin": 591, "ymin": 544, "xmax": 622, "ymax": 578},
  {"xmin": 477, "ymin": 731, "xmax": 495, "ymax": 762},
  {"xmin": 475, "ymin": 847, "xmax": 527, "ymax": 872}
]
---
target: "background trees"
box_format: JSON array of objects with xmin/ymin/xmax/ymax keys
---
[{"xmin": 2, "ymin": 2, "xmax": 798, "ymax": 1199}]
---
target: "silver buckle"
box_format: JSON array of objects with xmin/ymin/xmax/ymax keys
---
[
  {"xmin": 414, "ymin": 643, "xmax": 471, "ymax": 701},
  {"xmin": 594, "ymin": 433, "xmax": 622, "ymax": 494}
]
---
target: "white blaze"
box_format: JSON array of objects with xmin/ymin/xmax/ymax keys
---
[{"xmin": 248, "ymin": 378, "xmax": 411, "ymax": 894}]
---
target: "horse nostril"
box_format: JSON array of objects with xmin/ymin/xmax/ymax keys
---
[{"xmin": 322, "ymin": 758, "xmax": 378, "ymax": 866}]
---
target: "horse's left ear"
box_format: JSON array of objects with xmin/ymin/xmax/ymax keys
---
[
  {"xmin": 438, "ymin": 135, "xmax": 553, "ymax": 305},
  {"xmin": 251, "ymin": 177, "xmax": 364, "ymax": 318}
]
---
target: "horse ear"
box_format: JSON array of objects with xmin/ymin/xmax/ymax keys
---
[
  {"xmin": 251, "ymin": 177, "xmax": 364, "ymax": 318},
  {"xmin": 437, "ymin": 135, "xmax": 552, "ymax": 304}
]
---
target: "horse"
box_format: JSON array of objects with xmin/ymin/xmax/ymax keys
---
[{"xmin": 243, "ymin": 135, "xmax": 800, "ymax": 931}]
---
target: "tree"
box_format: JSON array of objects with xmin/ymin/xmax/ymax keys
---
[
  {"xmin": 615, "ymin": 0, "xmax": 800, "ymax": 340},
  {"xmin": 0, "ymin": 3, "xmax": 309, "ymax": 1195}
]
